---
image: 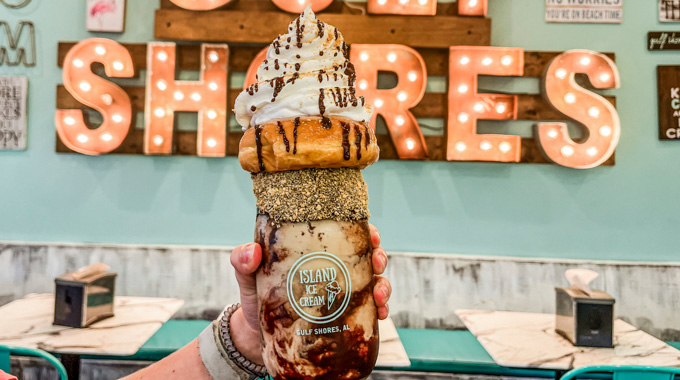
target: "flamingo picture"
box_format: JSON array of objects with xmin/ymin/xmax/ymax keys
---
[{"xmin": 87, "ymin": 0, "xmax": 125, "ymax": 32}]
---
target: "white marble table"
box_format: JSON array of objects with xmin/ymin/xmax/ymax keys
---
[
  {"xmin": 1, "ymin": 294, "xmax": 409, "ymax": 372},
  {"xmin": 456, "ymin": 309, "xmax": 680, "ymax": 370},
  {"xmin": 0, "ymin": 293, "xmax": 184, "ymax": 356},
  {"xmin": 377, "ymin": 317, "xmax": 411, "ymax": 367}
]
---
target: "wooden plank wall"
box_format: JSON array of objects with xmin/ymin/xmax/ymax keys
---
[{"xmin": 55, "ymin": 0, "xmax": 616, "ymax": 165}]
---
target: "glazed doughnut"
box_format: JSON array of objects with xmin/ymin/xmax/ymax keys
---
[{"xmin": 238, "ymin": 116, "xmax": 379, "ymax": 173}]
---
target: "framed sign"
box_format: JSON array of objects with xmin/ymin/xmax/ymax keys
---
[
  {"xmin": 86, "ymin": 0, "xmax": 126, "ymax": 33},
  {"xmin": 660, "ymin": 0, "xmax": 680, "ymax": 22},
  {"xmin": 546, "ymin": 0, "xmax": 622, "ymax": 24},
  {"xmin": 657, "ymin": 66, "xmax": 680, "ymax": 140},
  {"xmin": 0, "ymin": 76, "xmax": 28, "ymax": 150}
]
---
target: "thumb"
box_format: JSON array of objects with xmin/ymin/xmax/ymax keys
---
[{"xmin": 230, "ymin": 243, "xmax": 262, "ymax": 330}]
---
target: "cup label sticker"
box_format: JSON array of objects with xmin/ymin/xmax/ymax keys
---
[{"xmin": 287, "ymin": 252, "xmax": 351, "ymax": 324}]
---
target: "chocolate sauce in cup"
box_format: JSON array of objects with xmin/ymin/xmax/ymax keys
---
[
  {"xmin": 251, "ymin": 168, "xmax": 379, "ymax": 380},
  {"xmin": 255, "ymin": 214, "xmax": 379, "ymax": 380}
]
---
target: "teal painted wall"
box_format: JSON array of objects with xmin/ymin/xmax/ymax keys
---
[{"xmin": 1, "ymin": 1, "xmax": 678, "ymax": 261}]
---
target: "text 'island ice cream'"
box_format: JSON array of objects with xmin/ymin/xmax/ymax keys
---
[{"xmin": 236, "ymin": 6, "xmax": 381, "ymax": 380}]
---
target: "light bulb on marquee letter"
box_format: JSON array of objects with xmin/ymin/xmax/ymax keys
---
[
  {"xmin": 56, "ymin": 38, "xmax": 134, "ymax": 155},
  {"xmin": 272, "ymin": 0, "xmax": 332, "ymax": 13},
  {"xmin": 367, "ymin": 0, "xmax": 436, "ymax": 15},
  {"xmin": 458, "ymin": 0, "xmax": 487, "ymax": 16},
  {"xmin": 145, "ymin": 43, "xmax": 228, "ymax": 157},
  {"xmin": 447, "ymin": 46, "xmax": 524, "ymax": 162},
  {"xmin": 352, "ymin": 44, "xmax": 428, "ymax": 159},
  {"xmin": 167, "ymin": 0, "xmax": 233, "ymax": 11},
  {"xmin": 538, "ymin": 50, "xmax": 620, "ymax": 169}
]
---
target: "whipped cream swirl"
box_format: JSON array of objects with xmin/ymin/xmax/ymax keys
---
[{"xmin": 234, "ymin": 7, "xmax": 373, "ymax": 130}]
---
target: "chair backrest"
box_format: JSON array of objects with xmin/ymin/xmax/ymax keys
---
[
  {"xmin": 0, "ymin": 345, "xmax": 68, "ymax": 380},
  {"xmin": 0, "ymin": 347, "xmax": 10, "ymax": 374},
  {"xmin": 561, "ymin": 365, "xmax": 680, "ymax": 380}
]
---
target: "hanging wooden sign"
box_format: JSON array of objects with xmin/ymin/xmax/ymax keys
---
[
  {"xmin": 0, "ymin": 76, "xmax": 28, "ymax": 150},
  {"xmin": 660, "ymin": 0, "xmax": 680, "ymax": 22},
  {"xmin": 55, "ymin": 0, "xmax": 619, "ymax": 168},
  {"xmin": 657, "ymin": 66, "xmax": 680, "ymax": 140},
  {"xmin": 648, "ymin": 31, "xmax": 680, "ymax": 50}
]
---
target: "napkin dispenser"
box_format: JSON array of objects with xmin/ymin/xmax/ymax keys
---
[
  {"xmin": 555, "ymin": 269, "xmax": 614, "ymax": 348},
  {"xmin": 54, "ymin": 263, "xmax": 116, "ymax": 328}
]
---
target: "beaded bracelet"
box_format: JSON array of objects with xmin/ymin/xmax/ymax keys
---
[{"xmin": 218, "ymin": 304, "xmax": 269, "ymax": 379}]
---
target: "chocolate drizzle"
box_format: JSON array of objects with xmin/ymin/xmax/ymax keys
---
[
  {"xmin": 250, "ymin": 105, "xmax": 256, "ymax": 112},
  {"xmin": 364, "ymin": 125, "xmax": 371, "ymax": 149},
  {"xmin": 277, "ymin": 121, "xmax": 290, "ymax": 152},
  {"xmin": 354, "ymin": 124, "xmax": 363, "ymax": 160},
  {"xmin": 254, "ymin": 125, "xmax": 264, "ymax": 172},
  {"xmin": 345, "ymin": 61, "xmax": 356, "ymax": 88},
  {"xmin": 286, "ymin": 72, "xmax": 299, "ymax": 84},
  {"xmin": 295, "ymin": 17, "xmax": 303, "ymax": 48},
  {"xmin": 271, "ymin": 77, "xmax": 286, "ymax": 102},
  {"xmin": 322, "ymin": 117, "xmax": 332, "ymax": 129},
  {"xmin": 318, "ymin": 88, "xmax": 326, "ymax": 116},
  {"xmin": 295, "ymin": 62, "xmax": 301, "ymax": 71},
  {"xmin": 293, "ymin": 117, "xmax": 300, "ymax": 154},
  {"xmin": 341, "ymin": 121, "xmax": 351, "ymax": 160},
  {"xmin": 316, "ymin": 19, "xmax": 325, "ymax": 38},
  {"xmin": 341, "ymin": 41, "xmax": 349, "ymax": 59}
]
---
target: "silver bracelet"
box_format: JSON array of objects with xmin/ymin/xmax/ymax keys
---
[{"xmin": 218, "ymin": 304, "xmax": 269, "ymax": 379}]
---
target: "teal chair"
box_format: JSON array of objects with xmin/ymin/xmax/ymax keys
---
[
  {"xmin": 0, "ymin": 345, "xmax": 68, "ymax": 380},
  {"xmin": 561, "ymin": 365, "xmax": 680, "ymax": 380}
]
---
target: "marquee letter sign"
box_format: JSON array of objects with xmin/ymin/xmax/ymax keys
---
[
  {"xmin": 145, "ymin": 42, "xmax": 228, "ymax": 157},
  {"xmin": 167, "ymin": 0, "xmax": 233, "ymax": 11},
  {"xmin": 367, "ymin": 0, "xmax": 436, "ymax": 16},
  {"xmin": 54, "ymin": 1, "xmax": 620, "ymax": 168},
  {"xmin": 56, "ymin": 38, "xmax": 134, "ymax": 155},
  {"xmin": 458, "ymin": 0, "xmax": 487, "ymax": 16},
  {"xmin": 447, "ymin": 46, "xmax": 524, "ymax": 162},
  {"xmin": 272, "ymin": 0, "xmax": 332, "ymax": 13},
  {"xmin": 352, "ymin": 44, "xmax": 428, "ymax": 159},
  {"xmin": 538, "ymin": 50, "xmax": 620, "ymax": 169}
]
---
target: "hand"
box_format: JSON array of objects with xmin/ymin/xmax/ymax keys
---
[{"xmin": 229, "ymin": 224, "xmax": 391, "ymax": 364}]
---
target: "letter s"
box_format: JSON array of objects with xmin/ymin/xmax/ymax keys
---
[
  {"xmin": 56, "ymin": 38, "xmax": 134, "ymax": 155},
  {"xmin": 537, "ymin": 50, "xmax": 620, "ymax": 169}
]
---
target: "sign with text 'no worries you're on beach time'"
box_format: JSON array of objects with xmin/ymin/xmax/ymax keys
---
[{"xmin": 545, "ymin": 0, "xmax": 622, "ymax": 24}]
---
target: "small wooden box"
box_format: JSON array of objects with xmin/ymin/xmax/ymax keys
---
[
  {"xmin": 54, "ymin": 266, "xmax": 116, "ymax": 328},
  {"xmin": 555, "ymin": 287, "xmax": 615, "ymax": 348}
]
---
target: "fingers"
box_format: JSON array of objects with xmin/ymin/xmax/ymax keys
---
[
  {"xmin": 378, "ymin": 303, "xmax": 390, "ymax": 320},
  {"xmin": 369, "ymin": 223, "xmax": 381, "ymax": 248},
  {"xmin": 375, "ymin": 276, "xmax": 391, "ymax": 320},
  {"xmin": 372, "ymin": 247, "xmax": 388, "ymax": 275},
  {"xmin": 373, "ymin": 275, "xmax": 391, "ymax": 307},
  {"xmin": 370, "ymin": 225, "xmax": 390, "ymax": 319}
]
